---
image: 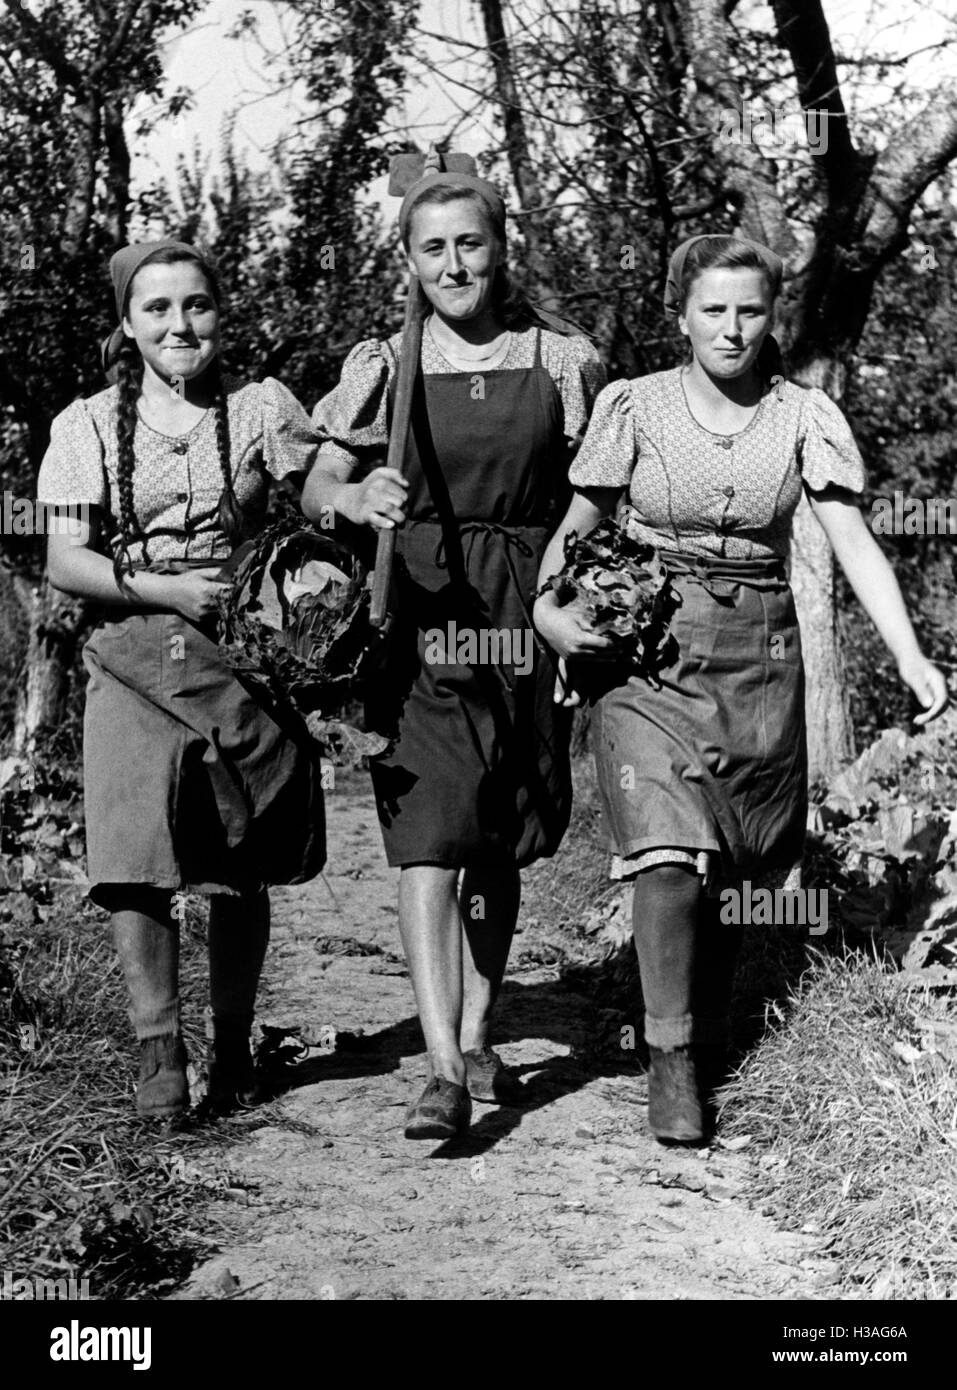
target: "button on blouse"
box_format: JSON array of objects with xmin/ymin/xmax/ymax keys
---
[
  {"xmin": 36, "ymin": 376, "xmax": 321, "ymax": 564},
  {"xmin": 568, "ymin": 369, "xmax": 866, "ymax": 560}
]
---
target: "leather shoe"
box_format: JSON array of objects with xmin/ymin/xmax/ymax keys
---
[
  {"xmin": 206, "ymin": 1027, "xmax": 265, "ymax": 1115},
  {"xmin": 404, "ymin": 1076, "xmax": 471, "ymax": 1140},
  {"xmin": 463, "ymin": 1046, "xmax": 524, "ymax": 1105}
]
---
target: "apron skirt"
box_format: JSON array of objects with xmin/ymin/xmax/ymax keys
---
[
  {"xmin": 367, "ymin": 520, "xmax": 572, "ymax": 870},
  {"xmin": 365, "ymin": 339, "xmax": 574, "ymax": 872},
  {"xmin": 591, "ymin": 552, "xmax": 807, "ymax": 889},
  {"xmin": 82, "ymin": 610, "xmax": 326, "ymax": 905}
]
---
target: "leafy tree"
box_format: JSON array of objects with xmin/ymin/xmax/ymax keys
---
[
  {"xmin": 841, "ymin": 198, "xmax": 957, "ymax": 744},
  {"xmin": 451, "ymin": 0, "xmax": 957, "ymax": 775},
  {"xmin": 0, "ymin": 0, "xmax": 204, "ymax": 751}
]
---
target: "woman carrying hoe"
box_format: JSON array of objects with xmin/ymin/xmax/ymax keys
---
[{"xmin": 305, "ymin": 165, "xmax": 606, "ymax": 1139}]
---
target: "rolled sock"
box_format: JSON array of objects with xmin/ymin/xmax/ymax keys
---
[
  {"xmin": 644, "ymin": 1012, "xmax": 693, "ymax": 1050},
  {"xmin": 130, "ymin": 996, "xmax": 180, "ymax": 1042}
]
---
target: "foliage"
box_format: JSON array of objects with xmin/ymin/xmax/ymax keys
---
[
  {"xmin": 1, "ymin": 1, "xmax": 955, "ymax": 754},
  {"xmin": 719, "ymin": 953, "xmax": 957, "ymax": 1299},
  {"xmin": 841, "ymin": 198, "xmax": 957, "ymax": 742},
  {"xmin": 0, "ymin": 1, "xmax": 206, "ymax": 490},
  {"xmin": 540, "ymin": 512, "xmax": 680, "ymax": 687}
]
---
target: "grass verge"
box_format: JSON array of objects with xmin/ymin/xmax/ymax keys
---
[
  {"xmin": 717, "ymin": 951, "xmax": 957, "ymax": 1299},
  {"xmin": 525, "ymin": 754, "xmax": 957, "ymax": 1300},
  {"xmin": 0, "ymin": 890, "xmax": 236, "ymax": 1300}
]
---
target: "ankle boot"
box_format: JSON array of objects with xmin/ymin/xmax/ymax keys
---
[
  {"xmin": 647, "ymin": 1045, "xmax": 704, "ymax": 1144},
  {"xmin": 136, "ymin": 1034, "xmax": 189, "ymax": 1118},
  {"xmin": 207, "ymin": 1021, "xmax": 263, "ymax": 1114}
]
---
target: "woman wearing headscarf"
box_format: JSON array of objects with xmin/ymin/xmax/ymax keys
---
[
  {"xmin": 304, "ymin": 164, "xmax": 606, "ymax": 1139},
  {"xmin": 36, "ymin": 241, "xmax": 326, "ymax": 1120},
  {"xmin": 534, "ymin": 233, "xmax": 948, "ymax": 1144}
]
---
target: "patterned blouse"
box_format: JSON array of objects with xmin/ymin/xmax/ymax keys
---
[
  {"xmin": 36, "ymin": 377, "xmax": 319, "ymax": 565},
  {"xmin": 568, "ymin": 369, "xmax": 866, "ymax": 560},
  {"xmin": 311, "ymin": 323, "xmax": 607, "ymax": 470}
]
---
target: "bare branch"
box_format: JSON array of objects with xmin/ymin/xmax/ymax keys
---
[
  {"xmin": 674, "ymin": 0, "xmax": 793, "ymax": 254},
  {"xmin": 865, "ymin": 91, "xmax": 957, "ymax": 256},
  {"xmin": 477, "ymin": 0, "xmax": 556, "ymax": 299},
  {"xmin": 770, "ymin": 0, "xmax": 862, "ymax": 198}
]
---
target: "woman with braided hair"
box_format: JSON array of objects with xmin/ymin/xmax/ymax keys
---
[{"xmin": 36, "ymin": 241, "xmax": 326, "ymax": 1120}]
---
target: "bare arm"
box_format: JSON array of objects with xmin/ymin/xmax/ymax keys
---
[
  {"xmin": 533, "ymin": 487, "xmax": 622, "ymax": 705},
  {"xmin": 46, "ymin": 510, "xmax": 227, "ymax": 622},
  {"xmin": 537, "ymin": 488, "xmax": 620, "ymax": 589},
  {"xmin": 808, "ymin": 488, "xmax": 949, "ymax": 724},
  {"xmin": 302, "ymin": 452, "xmax": 408, "ymax": 530}
]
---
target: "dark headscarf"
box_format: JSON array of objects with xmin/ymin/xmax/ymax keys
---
[
  {"xmin": 398, "ymin": 169, "xmax": 587, "ymax": 338},
  {"xmin": 663, "ymin": 234, "xmax": 784, "ymax": 318},
  {"xmin": 398, "ymin": 172, "xmax": 506, "ymax": 245},
  {"xmin": 100, "ymin": 239, "xmax": 212, "ymax": 377}
]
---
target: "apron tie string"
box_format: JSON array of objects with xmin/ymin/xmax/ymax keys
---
[{"xmin": 425, "ymin": 520, "xmax": 558, "ymax": 682}]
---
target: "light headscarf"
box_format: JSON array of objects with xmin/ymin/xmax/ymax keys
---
[
  {"xmin": 664, "ymin": 233, "xmax": 785, "ymax": 379},
  {"xmin": 663, "ymin": 234, "xmax": 784, "ymax": 318},
  {"xmin": 100, "ymin": 240, "xmax": 215, "ymax": 376}
]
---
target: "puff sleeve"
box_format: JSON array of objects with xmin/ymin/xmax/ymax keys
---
[
  {"xmin": 567, "ymin": 379, "xmax": 637, "ymax": 489},
  {"xmin": 310, "ymin": 339, "xmax": 394, "ymax": 474},
  {"xmin": 542, "ymin": 332, "xmax": 608, "ymax": 453},
  {"xmin": 798, "ymin": 388, "xmax": 866, "ymax": 495},
  {"xmin": 259, "ymin": 376, "xmax": 322, "ymax": 481},
  {"xmin": 36, "ymin": 400, "xmax": 107, "ymax": 507}
]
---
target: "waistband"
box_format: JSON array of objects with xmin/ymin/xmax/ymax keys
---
[
  {"xmin": 400, "ymin": 518, "xmax": 556, "ymax": 680},
  {"xmin": 659, "ymin": 548, "xmax": 789, "ymax": 595},
  {"xmin": 129, "ymin": 556, "xmax": 234, "ymax": 575}
]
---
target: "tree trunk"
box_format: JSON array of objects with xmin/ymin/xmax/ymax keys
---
[
  {"xmin": 12, "ymin": 578, "xmax": 86, "ymax": 758},
  {"xmin": 790, "ymin": 495, "xmax": 855, "ymax": 781},
  {"xmin": 675, "ymin": 0, "xmax": 957, "ymax": 781},
  {"xmin": 478, "ymin": 0, "xmax": 558, "ymax": 305},
  {"xmin": 786, "ymin": 351, "xmax": 856, "ymax": 781}
]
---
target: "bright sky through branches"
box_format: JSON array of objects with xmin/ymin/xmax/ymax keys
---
[{"xmin": 132, "ymin": 0, "xmax": 957, "ymax": 223}]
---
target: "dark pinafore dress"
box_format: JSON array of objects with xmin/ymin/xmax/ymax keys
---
[{"xmin": 367, "ymin": 331, "xmax": 572, "ymax": 869}]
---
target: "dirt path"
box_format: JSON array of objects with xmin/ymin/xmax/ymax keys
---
[{"xmin": 173, "ymin": 771, "xmax": 832, "ymax": 1302}]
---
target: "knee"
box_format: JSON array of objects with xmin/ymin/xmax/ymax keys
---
[{"xmin": 639, "ymin": 863, "xmax": 699, "ymax": 897}]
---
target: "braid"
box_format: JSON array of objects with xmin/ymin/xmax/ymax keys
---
[
  {"xmin": 211, "ymin": 363, "xmax": 244, "ymax": 546},
  {"xmin": 113, "ymin": 339, "xmax": 145, "ymax": 589}
]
